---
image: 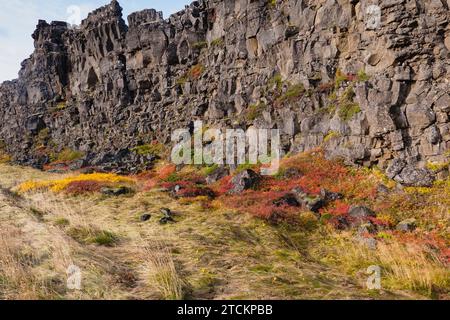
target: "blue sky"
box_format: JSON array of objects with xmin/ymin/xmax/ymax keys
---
[{"xmin": 0, "ymin": 0, "xmax": 188, "ymax": 82}]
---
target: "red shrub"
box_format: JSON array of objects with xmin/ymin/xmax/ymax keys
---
[
  {"xmin": 177, "ymin": 186, "xmax": 215, "ymax": 198},
  {"xmin": 220, "ymin": 190, "xmax": 300, "ymax": 223},
  {"xmin": 143, "ymin": 178, "xmax": 158, "ymax": 191},
  {"xmin": 162, "ymin": 180, "xmax": 215, "ymax": 199},
  {"xmin": 322, "ymin": 201, "xmax": 350, "ymax": 216},
  {"xmin": 213, "ymin": 176, "xmax": 234, "ymax": 195},
  {"xmin": 64, "ymin": 180, "xmax": 103, "ymax": 195},
  {"xmin": 157, "ymin": 164, "xmax": 176, "ymax": 180},
  {"xmin": 396, "ymin": 231, "xmax": 450, "ymax": 264}
]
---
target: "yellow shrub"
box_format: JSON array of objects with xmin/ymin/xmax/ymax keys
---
[
  {"xmin": 18, "ymin": 173, "xmax": 135, "ymax": 194},
  {"xmin": 0, "ymin": 153, "xmax": 12, "ymax": 164},
  {"xmin": 371, "ymin": 167, "xmax": 397, "ymax": 189}
]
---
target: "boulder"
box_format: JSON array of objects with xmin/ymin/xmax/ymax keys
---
[
  {"xmin": 396, "ymin": 218, "xmax": 417, "ymax": 232},
  {"xmin": 349, "ymin": 206, "xmax": 376, "ymax": 219},
  {"xmin": 377, "ymin": 184, "xmax": 391, "ymax": 195},
  {"xmin": 160, "ymin": 208, "xmax": 173, "ymax": 218},
  {"xmin": 206, "ymin": 166, "xmax": 229, "ymax": 185},
  {"xmin": 159, "ymin": 216, "xmax": 175, "ymax": 225},
  {"xmin": 291, "ymin": 187, "xmax": 326, "ymax": 213},
  {"xmin": 140, "ymin": 214, "xmax": 151, "ymax": 222},
  {"xmin": 282, "ymin": 168, "xmax": 303, "ymax": 179},
  {"xmin": 395, "ymin": 166, "xmax": 435, "ymax": 187},
  {"xmin": 320, "ymin": 189, "xmax": 344, "ymax": 202},
  {"xmin": 101, "ymin": 186, "xmax": 133, "ymax": 196},
  {"xmin": 273, "ymin": 194, "xmax": 301, "ymax": 207},
  {"xmin": 229, "ymin": 170, "xmax": 261, "ymax": 194},
  {"xmin": 348, "ymin": 206, "xmax": 376, "ymax": 228},
  {"xmin": 357, "ymin": 222, "xmax": 378, "ymax": 235},
  {"xmin": 159, "ymin": 208, "xmax": 175, "ymax": 224},
  {"xmin": 386, "ymin": 158, "xmax": 407, "ymax": 179}
]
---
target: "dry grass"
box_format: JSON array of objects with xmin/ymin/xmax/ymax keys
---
[
  {"xmin": 0, "ymin": 226, "xmax": 37, "ymax": 299},
  {"xmin": 376, "ymin": 241, "xmax": 449, "ymax": 294},
  {"xmin": 0, "ymin": 224, "xmax": 73, "ymax": 299},
  {"xmin": 139, "ymin": 241, "xmax": 185, "ymax": 300},
  {"xmin": 313, "ymin": 230, "xmax": 449, "ymax": 297},
  {"xmin": 0, "ymin": 161, "xmax": 448, "ymax": 300}
]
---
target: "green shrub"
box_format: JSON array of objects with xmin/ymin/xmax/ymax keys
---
[
  {"xmin": 176, "ymin": 75, "xmax": 188, "ymax": 86},
  {"xmin": 203, "ymin": 164, "xmax": 219, "ymax": 176},
  {"xmin": 324, "ymin": 131, "xmax": 341, "ymax": 143},
  {"xmin": 337, "ymin": 86, "xmax": 361, "ymax": 121},
  {"xmin": 211, "ymin": 38, "xmax": 224, "ymax": 47},
  {"xmin": 55, "ymin": 148, "xmax": 84, "ymax": 163},
  {"xmin": 335, "ymin": 69, "xmax": 348, "ymax": 88},
  {"xmin": 56, "ymin": 101, "xmax": 67, "ymax": 110},
  {"xmin": 268, "ymin": 74, "xmax": 283, "ymax": 91},
  {"xmin": 267, "ymin": 0, "xmax": 277, "ymax": 8},
  {"xmin": 193, "ymin": 41, "xmax": 208, "ymax": 50},
  {"xmin": 37, "ymin": 128, "xmax": 50, "ymax": 145},
  {"xmin": 92, "ymin": 231, "xmax": 119, "ymax": 246},
  {"xmin": 54, "ymin": 218, "xmax": 70, "ymax": 227},
  {"xmin": 339, "ymin": 102, "xmax": 361, "ymax": 121},
  {"xmin": 246, "ymin": 103, "xmax": 266, "ymax": 121},
  {"xmin": 132, "ymin": 142, "xmax": 164, "ymax": 156},
  {"xmin": 357, "ymin": 69, "xmax": 370, "ymax": 82},
  {"xmin": 276, "ymin": 83, "xmax": 305, "ymax": 104}
]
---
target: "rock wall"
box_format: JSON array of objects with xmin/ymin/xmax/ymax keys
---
[{"xmin": 0, "ymin": 0, "xmax": 449, "ymax": 185}]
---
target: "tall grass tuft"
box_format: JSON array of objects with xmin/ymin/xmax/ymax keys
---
[{"xmin": 140, "ymin": 242, "xmax": 184, "ymax": 300}]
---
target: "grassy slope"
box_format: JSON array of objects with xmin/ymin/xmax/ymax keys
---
[{"xmin": 0, "ymin": 156, "xmax": 447, "ymax": 300}]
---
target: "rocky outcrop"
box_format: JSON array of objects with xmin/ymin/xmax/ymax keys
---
[{"xmin": 0, "ymin": 0, "xmax": 449, "ymax": 183}]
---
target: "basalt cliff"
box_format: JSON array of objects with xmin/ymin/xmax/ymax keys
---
[{"xmin": 0, "ymin": 0, "xmax": 449, "ymax": 186}]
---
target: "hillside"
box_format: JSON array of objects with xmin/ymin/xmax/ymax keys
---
[
  {"xmin": 0, "ymin": 151, "xmax": 448, "ymax": 299},
  {"xmin": 0, "ymin": 0, "xmax": 449, "ymax": 301}
]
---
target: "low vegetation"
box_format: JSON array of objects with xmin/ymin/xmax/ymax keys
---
[
  {"xmin": 17, "ymin": 172, "xmax": 135, "ymax": 194},
  {"xmin": 0, "ymin": 147, "xmax": 448, "ymax": 300},
  {"xmin": 52, "ymin": 148, "xmax": 85, "ymax": 163},
  {"xmin": 132, "ymin": 141, "xmax": 165, "ymax": 157},
  {"xmin": 67, "ymin": 227, "xmax": 119, "ymax": 247}
]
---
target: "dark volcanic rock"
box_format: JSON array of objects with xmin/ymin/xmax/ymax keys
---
[
  {"xmin": 349, "ymin": 206, "xmax": 376, "ymax": 219},
  {"xmin": 394, "ymin": 166, "xmax": 435, "ymax": 187},
  {"xmin": 348, "ymin": 206, "xmax": 376, "ymax": 228},
  {"xmin": 140, "ymin": 214, "xmax": 152, "ymax": 222},
  {"xmin": 160, "ymin": 208, "xmax": 173, "ymax": 218},
  {"xmin": 396, "ymin": 218, "xmax": 417, "ymax": 232},
  {"xmin": 159, "ymin": 216, "xmax": 175, "ymax": 225},
  {"xmin": 291, "ymin": 187, "xmax": 326, "ymax": 213},
  {"xmin": 273, "ymin": 193, "xmax": 300, "ymax": 207},
  {"xmin": 0, "ymin": 0, "xmax": 448, "ymax": 181},
  {"xmin": 229, "ymin": 170, "xmax": 261, "ymax": 194},
  {"xmin": 320, "ymin": 189, "xmax": 344, "ymax": 202},
  {"xmin": 159, "ymin": 208, "xmax": 175, "ymax": 224},
  {"xmin": 205, "ymin": 166, "xmax": 229, "ymax": 185},
  {"xmin": 101, "ymin": 186, "xmax": 133, "ymax": 196}
]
